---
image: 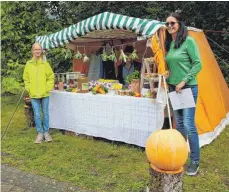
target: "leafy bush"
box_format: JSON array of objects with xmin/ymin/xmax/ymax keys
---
[
  {"xmin": 47, "ymin": 48, "xmax": 73, "ymax": 73},
  {"xmin": 1, "ymin": 77, "xmax": 23, "ymax": 95},
  {"xmin": 1, "ymin": 60, "xmax": 24, "ymax": 95},
  {"xmin": 2, "ymin": 60, "xmax": 25, "ymax": 80}
]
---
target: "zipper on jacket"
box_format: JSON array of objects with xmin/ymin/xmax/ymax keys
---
[{"xmin": 36, "ymin": 61, "xmax": 39, "ymax": 96}]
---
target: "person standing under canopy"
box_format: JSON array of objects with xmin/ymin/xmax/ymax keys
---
[{"xmin": 117, "ymin": 45, "xmax": 141, "ymax": 87}]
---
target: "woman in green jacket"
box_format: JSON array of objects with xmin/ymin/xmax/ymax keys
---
[
  {"xmin": 165, "ymin": 13, "xmax": 202, "ymax": 176},
  {"xmin": 23, "ymin": 43, "xmax": 54, "ymax": 144}
]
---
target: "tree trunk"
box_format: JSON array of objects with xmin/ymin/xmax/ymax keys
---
[{"xmin": 148, "ymin": 165, "xmax": 184, "ymax": 192}]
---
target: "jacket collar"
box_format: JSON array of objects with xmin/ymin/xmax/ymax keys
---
[{"xmin": 31, "ymin": 57, "xmax": 43, "ymax": 64}]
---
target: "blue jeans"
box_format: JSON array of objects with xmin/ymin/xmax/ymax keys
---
[
  {"xmin": 169, "ymin": 85, "xmax": 200, "ymax": 162},
  {"xmin": 31, "ymin": 97, "xmax": 50, "ymax": 134}
]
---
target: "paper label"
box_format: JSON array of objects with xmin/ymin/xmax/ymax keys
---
[{"xmin": 82, "ymin": 83, "xmax": 89, "ymax": 90}]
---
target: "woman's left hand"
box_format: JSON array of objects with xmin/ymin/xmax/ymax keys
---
[{"xmin": 175, "ymin": 81, "xmax": 186, "ymax": 93}]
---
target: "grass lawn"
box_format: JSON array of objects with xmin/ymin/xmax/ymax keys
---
[{"xmin": 1, "ymin": 95, "xmax": 229, "ymax": 192}]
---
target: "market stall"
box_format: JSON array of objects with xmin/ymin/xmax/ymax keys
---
[
  {"xmin": 35, "ymin": 12, "xmax": 168, "ymax": 147},
  {"xmin": 36, "ymin": 12, "xmax": 229, "ymax": 147}
]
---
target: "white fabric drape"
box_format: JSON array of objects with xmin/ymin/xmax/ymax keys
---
[{"xmin": 49, "ymin": 91, "xmax": 166, "ymax": 147}]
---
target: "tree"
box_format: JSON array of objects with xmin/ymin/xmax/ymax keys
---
[
  {"xmin": 1, "ymin": 1, "xmax": 229, "ymax": 85},
  {"xmin": 1, "ymin": 1, "xmax": 62, "ymax": 68},
  {"xmin": 1, "ymin": 1, "xmax": 63, "ymax": 94}
]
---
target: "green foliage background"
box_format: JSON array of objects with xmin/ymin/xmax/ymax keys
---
[{"xmin": 1, "ymin": 1, "xmax": 229, "ymax": 94}]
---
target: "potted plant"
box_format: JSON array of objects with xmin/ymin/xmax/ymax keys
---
[{"xmin": 125, "ymin": 70, "xmax": 141, "ymax": 93}]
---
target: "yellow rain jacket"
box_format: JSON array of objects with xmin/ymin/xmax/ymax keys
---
[{"xmin": 23, "ymin": 58, "xmax": 54, "ymax": 98}]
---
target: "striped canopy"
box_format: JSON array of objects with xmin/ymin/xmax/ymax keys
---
[{"xmin": 36, "ymin": 12, "xmax": 165, "ymax": 49}]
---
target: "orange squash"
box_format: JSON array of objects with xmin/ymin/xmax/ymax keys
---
[
  {"xmin": 93, "ymin": 84, "xmax": 101, "ymax": 92},
  {"xmin": 145, "ymin": 129, "xmax": 188, "ymax": 172},
  {"xmin": 98, "ymin": 87, "xmax": 105, "ymax": 94}
]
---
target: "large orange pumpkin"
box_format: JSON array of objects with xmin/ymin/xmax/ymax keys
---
[{"xmin": 145, "ymin": 129, "xmax": 188, "ymax": 172}]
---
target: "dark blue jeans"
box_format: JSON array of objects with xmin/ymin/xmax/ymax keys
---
[{"xmin": 169, "ymin": 85, "xmax": 200, "ymax": 163}]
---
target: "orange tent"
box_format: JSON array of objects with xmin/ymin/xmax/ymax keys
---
[{"xmin": 153, "ymin": 28, "xmax": 229, "ymax": 147}]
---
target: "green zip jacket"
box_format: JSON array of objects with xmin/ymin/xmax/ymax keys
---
[
  {"xmin": 23, "ymin": 58, "xmax": 54, "ymax": 98},
  {"xmin": 165, "ymin": 36, "xmax": 202, "ymax": 85}
]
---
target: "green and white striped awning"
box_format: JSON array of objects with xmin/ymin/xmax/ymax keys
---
[{"xmin": 36, "ymin": 12, "xmax": 164, "ymax": 49}]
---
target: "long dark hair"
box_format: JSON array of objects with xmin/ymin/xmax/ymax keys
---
[{"xmin": 165, "ymin": 13, "xmax": 188, "ymax": 52}]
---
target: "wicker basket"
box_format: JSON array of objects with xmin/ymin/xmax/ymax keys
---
[{"xmin": 130, "ymin": 79, "xmax": 140, "ymax": 93}]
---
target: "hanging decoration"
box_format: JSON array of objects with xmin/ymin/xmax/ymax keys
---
[
  {"xmin": 129, "ymin": 42, "xmax": 139, "ymax": 60},
  {"xmin": 101, "ymin": 47, "xmax": 109, "ymax": 61},
  {"xmin": 82, "ymin": 46, "xmax": 90, "ymax": 63},
  {"xmin": 74, "ymin": 47, "xmax": 83, "ymax": 59},
  {"xmin": 107, "ymin": 47, "xmax": 117, "ymax": 62},
  {"xmin": 129, "ymin": 49, "xmax": 139, "ymax": 60},
  {"xmin": 119, "ymin": 48, "xmax": 128, "ymax": 63},
  {"xmin": 82, "ymin": 54, "xmax": 90, "ymax": 63},
  {"xmin": 62, "ymin": 41, "xmax": 140, "ymax": 62}
]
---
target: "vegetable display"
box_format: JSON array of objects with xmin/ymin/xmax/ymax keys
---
[
  {"xmin": 92, "ymin": 84, "xmax": 108, "ymax": 95},
  {"xmin": 107, "ymin": 50, "xmax": 117, "ymax": 62},
  {"xmin": 101, "ymin": 48, "xmax": 109, "ymax": 61},
  {"xmin": 119, "ymin": 49, "xmax": 128, "ymax": 63},
  {"xmin": 100, "ymin": 47, "xmax": 139, "ymax": 63},
  {"xmin": 125, "ymin": 70, "xmax": 140, "ymax": 84},
  {"xmin": 129, "ymin": 49, "xmax": 139, "ymax": 60}
]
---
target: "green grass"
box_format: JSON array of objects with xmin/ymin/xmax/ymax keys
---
[{"xmin": 1, "ymin": 95, "xmax": 229, "ymax": 192}]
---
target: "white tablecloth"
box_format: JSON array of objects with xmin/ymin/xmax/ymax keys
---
[{"xmin": 49, "ymin": 91, "xmax": 166, "ymax": 147}]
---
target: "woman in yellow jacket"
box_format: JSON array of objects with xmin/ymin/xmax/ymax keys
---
[{"xmin": 23, "ymin": 43, "xmax": 54, "ymax": 144}]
